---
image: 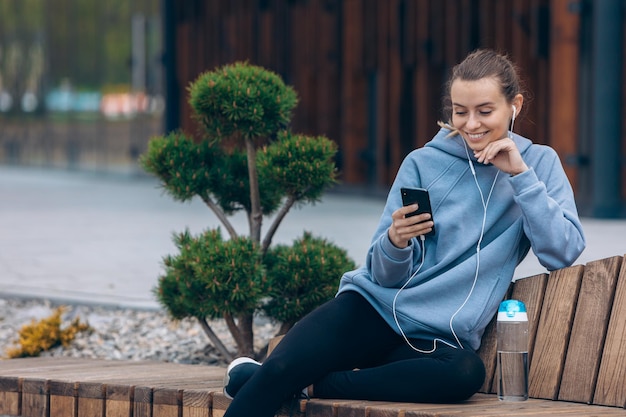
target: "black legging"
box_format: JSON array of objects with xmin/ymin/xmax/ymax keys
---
[{"xmin": 223, "ymin": 291, "xmax": 485, "ymax": 417}]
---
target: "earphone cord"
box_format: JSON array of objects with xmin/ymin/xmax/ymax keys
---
[
  {"xmin": 392, "ymin": 235, "xmax": 459, "ymax": 354},
  {"xmin": 446, "ymin": 140, "xmax": 500, "ymax": 349},
  {"xmin": 393, "ymin": 135, "xmax": 504, "ymax": 353}
]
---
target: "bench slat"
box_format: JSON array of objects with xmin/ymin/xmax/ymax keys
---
[
  {"xmin": 77, "ymin": 382, "xmax": 105, "ymax": 417},
  {"xmin": 0, "ymin": 377, "xmax": 21, "ymax": 416},
  {"xmin": 152, "ymin": 387, "xmax": 182, "ymax": 417},
  {"xmin": 303, "ymin": 394, "xmax": 626, "ymax": 416},
  {"xmin": 477, "ymin": 317, "xmax": 498, "ymax": 393},
  {"xmin": 108, "ymin": 384, "xmax": 133, "ymax": 417},
  {"xmin": 559, "ymin": 256, "xmax": 622, "ymax": 404},
  {"xmin": 181, "ymin": 389, "xmax": 211, "ymax": 417},
  {"xmin": 49, "ymin": 380, "xmax": 77, "ymax": 417},
  {"xmin": 21, "ymin": 378, "xmax": 48, "ymax": 417},
  {"xmin": 528, "ymin": 264, "xmax": 584, "ymax": 400},
  {"xmin": 594, "ymin": 254, "xmax": 626, "ymax": 407}
]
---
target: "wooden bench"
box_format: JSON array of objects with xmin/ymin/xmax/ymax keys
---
[{"xmin": 1, "ymin": 254, "xmax": 626, "ymax": 417}]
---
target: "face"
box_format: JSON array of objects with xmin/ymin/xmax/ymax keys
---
[{"xmin": 450, "ymin": 77, "xmax": 520, "ymax": 152}]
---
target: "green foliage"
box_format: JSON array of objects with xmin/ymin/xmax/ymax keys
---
[
  {"xmin": 263, "ymin": 232, "xmax": 356, "ymax": 324},
  {"xmin": 139, "ymin": 131, "xmax": 217, "ymax": 202},
  {"xmin": 139, "ymin": 131, "xmax": 283, "ymax": 214},
  {"xmin": 5, "ymin": 306, "xmax": 91, "ymax": 359},
  {"xmin": 154, "ymin": 228, "xmax": 266, "ymax": 320},
  {"xmin": 189, "ymin": 62, "xmax": 298, "ymax": 141},
  {"xmin": 259, "ymin": 131, "xmax": 338, "ymax": 203},
  {"xmin": 140, "ymin": 129, "xmax": 339, "ymax": 214},
  {"xmin": 142, "ymin": 61, "xmax": 353, "ymax": 358}
]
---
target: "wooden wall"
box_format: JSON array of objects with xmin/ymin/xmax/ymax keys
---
[{"xmin": 173, "ymin": 0, "xmax": 587, "ymax": 191}]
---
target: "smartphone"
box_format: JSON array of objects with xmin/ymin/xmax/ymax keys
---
[{"xmin": 400, "ymin": 187, "xmax": 435, "ymax": 236}]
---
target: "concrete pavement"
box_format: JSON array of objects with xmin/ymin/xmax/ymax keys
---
[{"xmin": 1, "ymin": 165, "xmax": 624, "ymax": 310}]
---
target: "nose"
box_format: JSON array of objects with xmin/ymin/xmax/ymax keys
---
[{"xmin": 466, "ymin": 112, "xmax": 480, "ymax": 130}]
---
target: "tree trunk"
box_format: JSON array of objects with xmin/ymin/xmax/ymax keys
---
[
  {"xmin": 197, "ymin": 317, "xmax": 234, "ymax": 362},
  {"xmin": 237, "ymin": 313, "xmax": 256, "ymax": 357},
  {"xmin": 245, "ymin": 137, "xmax": 262, "ymax": 243}
]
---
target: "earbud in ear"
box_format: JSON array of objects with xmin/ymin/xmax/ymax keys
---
[{"xmin": 512, "ymin": 105, "xmax": 517, "ymax": 121}]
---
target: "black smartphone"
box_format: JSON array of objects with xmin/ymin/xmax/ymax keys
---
[{"xmin": 400, "ymin": 187, "xmax": 435, "ymax": 236}]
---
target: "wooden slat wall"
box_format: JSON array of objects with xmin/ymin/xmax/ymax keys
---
[
  {"xmin": 172, "ymin": 0, "xmax": 622, "ymax": 194},
  {"xmin": 558, "ymin": 256, "xmax": 622, "ymax": 404}
]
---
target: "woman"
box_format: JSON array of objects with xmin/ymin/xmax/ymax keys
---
[{"xmin": 221, "ymin": 49, "xmax": 586, "ymax": 416}]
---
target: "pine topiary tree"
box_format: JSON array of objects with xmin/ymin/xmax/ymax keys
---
[{"xmin": 140, "ymin": 62, "xmax": 355, "ymax": 361}]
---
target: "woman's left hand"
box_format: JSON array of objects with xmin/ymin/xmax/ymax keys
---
[{"xmin": 474, "ymin": 138, "xmax": 528, "ymax": 176}]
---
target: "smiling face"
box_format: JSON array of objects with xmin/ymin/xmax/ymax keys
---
[{"xmin": 450, "ymin": 77, "xmax": 522, "ymax": 152}]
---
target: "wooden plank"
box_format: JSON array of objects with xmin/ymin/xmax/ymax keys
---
[
  {"xmin": 0, "ymin": 357, "xmax": 103, "ymax": 374},
  {"xmin": 331, "ymin": 399, "xmax": 401, "ymax": 417},
  {"xmin": 268, "ymin": 335, "xmax": 284, "ymax": 354},
  {"xmin": 413, "ymin": 0, "xmax": 432, "ymax": 149},
  {"xmin": 559, "ymin": 256, "xmax": 622, "ymax": 403},
  {"xmin": 384, "ymin": 0, "xmax": 403, "ymax": 184},
  {"xmin": 594, "ymin": 255, "xmax": 626, "ymax": 407},
  {"xmin": 528, "ymin": 264, "xmax": 584, "ymax": 400},
  {"xmin": 302, "ymin": 398, "xmax": 353, "ymax": 417},
  {"xmin": 289, "ymin": 0, "xmax": 310, "ymax": 132},
  {"xmin": 303, "ymin": 393, "xmax": 626, "ymax": 417},
  {"xmin": 549, "ymin": 0, "xmax": 580, "ymax": 184},
  {"xmin": 49, "ymin": 380, "xmax": 77, "ymax": 417},
  {"xmin": 152, "ymin": 387, "xmax": 181, "ymax": 417},
  {"xmin": 373, "ymin": 0, "xmax": 387, "ymax": 182},
  {"xmin": 133, "ymin": 387, "xmax": 153, "ymax": 417},
  {"xmin": 510, "ymin": 273, "xmax": 549, "ymax": 365},
  {"xmin": 477, "ymin": 315, "xmax": 498, "ymax": 393},
  {"xmin": 181, "ymin": 389, "xmax": 211, "ymax": 417},
  {"xmin": 77, "ymin": 382, "xmax": 105, "ymax": 417},
  {"xmin": 211, "ymin": 392, "xmax": 230, "ymax": 417},
  {"xmin": 21, "ymin": 378, "xmax": 48, "ymax": 417},
  {"xmin": 106, "ymin": 384, "xmax": 133, "ymax": 417},
  {"xmin": 369, "ymin": 401, "xmax": 431, "ymax": 417},
  {"xmin": 340, "ymin": 0, "xmax": 368, "ymax": 184},
  {"xmin": 0, "ymin": 376, "xmax": 21, "ymax": 416},
  {"xmin": 256, "ymin": 0, "xmax": 271, "ymax": 69}
]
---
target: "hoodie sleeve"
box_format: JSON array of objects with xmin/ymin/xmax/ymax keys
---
[
  {"xmin": 363, "ymin": 153, "xmax": 424, "ymax": 287},
  {"xmin": 510, "ymin": 146, "xmax": 586, "ymax": 270}
]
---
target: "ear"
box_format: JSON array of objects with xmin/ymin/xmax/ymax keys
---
[{"xmin": 512, "ymin": 94, "xmax": 524, "ymax": 117}]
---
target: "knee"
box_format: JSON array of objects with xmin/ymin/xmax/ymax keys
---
[
  {"xmin": 448, "ymin": 351, "xmax": 486, "ymax": 402},
  {"xmin": 257, "ymin": 353, "xmax": 291, "ymax": 383}
]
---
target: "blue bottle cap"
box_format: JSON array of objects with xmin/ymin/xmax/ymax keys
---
[{"xmin": 497, "ymin": 299, "xmax": 528, "ymax": 321}]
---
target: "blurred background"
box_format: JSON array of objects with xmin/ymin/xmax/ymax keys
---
[{"xmin": 0, "ymin": 0, "xmax": 624, "ymax": 217}]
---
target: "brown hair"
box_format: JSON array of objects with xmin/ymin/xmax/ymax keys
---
[{"xmin": 441, "ymin": 49, "xmax": 524, "ymax": 123}]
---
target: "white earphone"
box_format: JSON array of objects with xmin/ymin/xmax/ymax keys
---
[{"xmin": 512, "ymin": 105, "xmax": 517, "ymax": 122}]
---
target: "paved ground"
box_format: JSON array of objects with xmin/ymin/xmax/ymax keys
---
[{"xmin": 1, "ymin": 165, "xmax": 625, "ymax": 310}]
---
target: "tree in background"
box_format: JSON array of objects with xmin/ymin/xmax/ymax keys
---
[{"xmin": 140, "ymin": 62, "xmax": 355, "ymax": 361}]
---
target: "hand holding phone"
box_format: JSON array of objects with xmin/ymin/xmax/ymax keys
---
[{"xmin": 400, "ymin": 187, "xmax": 436, "ymax": 237}]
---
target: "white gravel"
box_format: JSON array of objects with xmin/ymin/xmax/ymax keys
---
[{"xmin": 0, "ymin": 297, "xmax": 279, "ymax": 366}]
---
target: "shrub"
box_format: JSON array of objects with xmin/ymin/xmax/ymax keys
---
[
  {"xmin": 5, "ymin": 306, "xmax": 90, "ymax": 358},
  {"xmin": 140, "ymin": 62, "xmax": 353, "ymax": 360}
]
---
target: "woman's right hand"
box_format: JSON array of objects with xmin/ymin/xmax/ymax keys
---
[{"xmin": 388, "ymin": 204, "xmax": 433, "ymax": 248}]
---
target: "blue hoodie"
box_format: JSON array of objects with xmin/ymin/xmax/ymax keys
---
[{"xmin": 337, "ymin": 128, "xmax": 586, "ymax": 351}]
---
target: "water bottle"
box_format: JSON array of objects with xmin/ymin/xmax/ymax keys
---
[{"xmin": 497, "ymin": 299, "xmax": 529, "ymax": 401}]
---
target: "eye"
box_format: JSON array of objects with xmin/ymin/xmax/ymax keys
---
[
  {"xmin": 479, "ymin": 110, "xmax": 492, "ymax": 115},
  {"xmin": 454, "ymin": 111, "xmax": 467, "ymax": 116}
]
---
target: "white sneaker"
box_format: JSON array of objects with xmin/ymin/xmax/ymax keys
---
[{"xmin": 223, "ymin": 357, "xmax": 262, "ymax": 399}]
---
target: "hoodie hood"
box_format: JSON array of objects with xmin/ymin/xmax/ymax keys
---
[{"xmin": 425, "ymin": 127, "xmax": 534, "ymax": 163}]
